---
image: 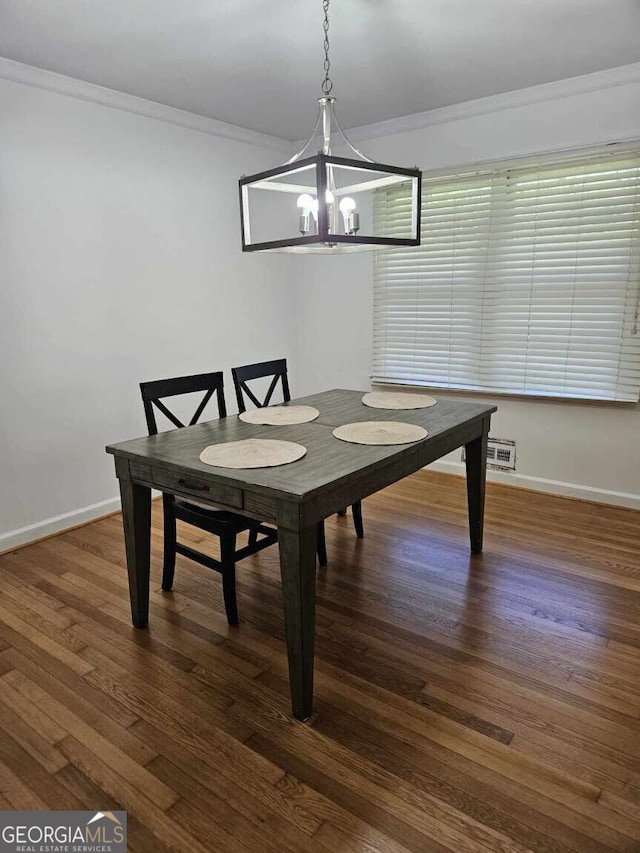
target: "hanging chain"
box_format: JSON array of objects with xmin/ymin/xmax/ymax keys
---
[{"xmin": 321, "ymin": 0, "xmax": 333, "ymax": 96}]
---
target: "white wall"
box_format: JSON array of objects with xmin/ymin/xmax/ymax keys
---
[
  {"xmin": 293, "ymin": 80, "xmax": 640, "ymax": 506},
  {"xmin": 0, "ymin": 77, "xmax": 297, "ymax": 547},
  {"xmin": 2, "ymin": 69, "xmax": 639, "ymax": 553}
]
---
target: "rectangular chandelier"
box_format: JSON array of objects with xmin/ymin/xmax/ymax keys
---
[{"xmin": 239, "ymin": 152, "xmax": 421, "ymax": 254}]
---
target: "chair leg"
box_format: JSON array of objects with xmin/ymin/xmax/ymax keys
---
[
  {"xmin": 352, "ymin": 501, "xmax": 364, "ymax": 539},
  {"xmin": 337, "ymin": 508, "xmax": 347, "ymax": 517},
  {"xmin": 248, "ymin": 523, "xmax": 258, "ymax": 549},
  {"xmin": 316, "ymin": 521, "xmax": 328, "ymax": 566},
  {"xmin": 161, "ymin": 494, "xmax": 177, "ymax": 591},
  {"xmin": 220, "ymin": 531, "xmax": 239, "ymax": 626}
]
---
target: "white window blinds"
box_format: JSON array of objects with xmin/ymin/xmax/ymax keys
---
[{"xmin": 372, "ymin": 149, "xmax": 640, "ymax": 402}]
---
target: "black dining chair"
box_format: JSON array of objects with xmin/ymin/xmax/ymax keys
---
[
  {"xmin": 140, "ymin": 371, "xmax": 277, "ymax": 625},
  {"xmin": 231, "ymin": 358, "xmax": 364, "ymax": 566}
]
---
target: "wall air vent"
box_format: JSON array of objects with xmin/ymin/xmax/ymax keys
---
[{"xmin": 462, "ymin": 437, "xmax": 516, "ymax": 472}]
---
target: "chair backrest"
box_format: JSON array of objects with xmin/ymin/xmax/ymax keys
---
[
  {"xmin": 231, "ymin": 358, "xmax": 290, "ymax": 413},
  {"xmin": 140, "ymin": 372, "xmax": 227, "ymax": 436}
]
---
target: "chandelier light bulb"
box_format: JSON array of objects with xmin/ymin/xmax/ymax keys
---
[
  {"xmin": 297, "ymin": 194, "xmax": 315, "ymax": 235},
  {"xmin": 339, "ymin": 196, "xmax": 359, "ymax": 235},
  {"xmin": 339, "ymin": 196, "xmax": 356, "ymax": 214},
  {"xmin": 303, "ymin": 192, "xmax": 334, "ymax": 226},
  {"xmin": 297, "ymin": 193, "xmax": 314, "ymax": 212}
]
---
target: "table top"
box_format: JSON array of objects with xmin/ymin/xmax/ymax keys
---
[{"xmin": 107, "ymin": 389, "xmax": 496, "ymax": 501}]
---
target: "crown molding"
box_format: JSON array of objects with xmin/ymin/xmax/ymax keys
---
[
  {"xmin": 0, "ymin": 56, "xmax": 292, "ymax": 153},
  {"xmin": 339, "ymin": 62, "xmax": 640, "ymax": 144},
  {"xmin": 4, "ymin": 55, "xmax": 639, "ymax": 156}
]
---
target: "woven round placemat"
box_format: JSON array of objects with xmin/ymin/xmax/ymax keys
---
[
  {"xmin": 362, "ymin": 391, "xmax": 437, "ymax": 410},
  {"xmin": 333, "ymin": 421, "xmax": 428, "ymax": 446},
  {"xmin": 238, "ymin": 405, "xmax": 319, "ymax": 425},
  {"xmin": 199, "ymin": 439, "xmax": 307, "ymax": 469}
]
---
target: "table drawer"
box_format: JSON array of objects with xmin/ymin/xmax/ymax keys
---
[{"xmin": 152, "ymin": 466, "xmax": 243, "ymax": 509}]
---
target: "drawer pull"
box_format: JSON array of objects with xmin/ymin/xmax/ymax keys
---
[{"xmin": 177, "ymin": 478, "xmax": 209, "ymax": 492}]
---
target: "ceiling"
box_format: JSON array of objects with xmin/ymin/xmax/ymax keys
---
[{"xmin": 1, "ymin": 0, "xmax": 639, "ymax": 141}]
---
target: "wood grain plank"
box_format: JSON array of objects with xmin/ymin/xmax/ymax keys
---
[
  {"xmin": 129, "ymin": 718, "xmax": 323, "ymax": 838},
  {"xmin": 57, "ymin": 736, "xmax": 212, "ymax": 852},
  {"xmin": 1, "ymin": 670, "xmax": 175, "ymax": 811},
  {"xmin": 0, "ymin": 758, "xmax": 49, "ymax": 810},
  {"xmin": 0, "ymin": 601, "xmax": 93, "ymax": 675}
]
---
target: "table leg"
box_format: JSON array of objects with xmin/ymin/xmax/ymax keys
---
[
  {"xmin": 119, "ymin": 478, "xmax": 152, "ymax": 628},
  {"xmin": 278, "ymin": 524, "xmax": 317, "ymax": 721},
  {"xmin": 465, "ymin": 421, "xmax": 489, "ymax": 554}
]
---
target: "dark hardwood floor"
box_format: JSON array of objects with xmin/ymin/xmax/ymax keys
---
[{"xmin": 0, "ymin": 470, "xmax": 639, "ymax": 852}]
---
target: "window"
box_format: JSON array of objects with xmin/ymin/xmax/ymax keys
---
[{"xmin": 372, "ymin": 148, "xmax": 640, "ymax": 402}]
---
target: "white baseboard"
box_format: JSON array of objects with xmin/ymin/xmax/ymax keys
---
[
  {"xmin": 427, "ymin": 460, "xmax": 640, "ymax": 510},
  {"xmin": 0, "ymin": 496, "xmax": 122, "ymax": 554}
]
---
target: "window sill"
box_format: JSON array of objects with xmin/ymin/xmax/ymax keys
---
[{"xmin": 371, "ymin": 382, "xmax": 640, "ymax": 409}]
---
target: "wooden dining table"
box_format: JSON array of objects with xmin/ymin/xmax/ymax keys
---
[{"xmin": 106, "ymin": 389, "xmax": 496, "ymax": 720}]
